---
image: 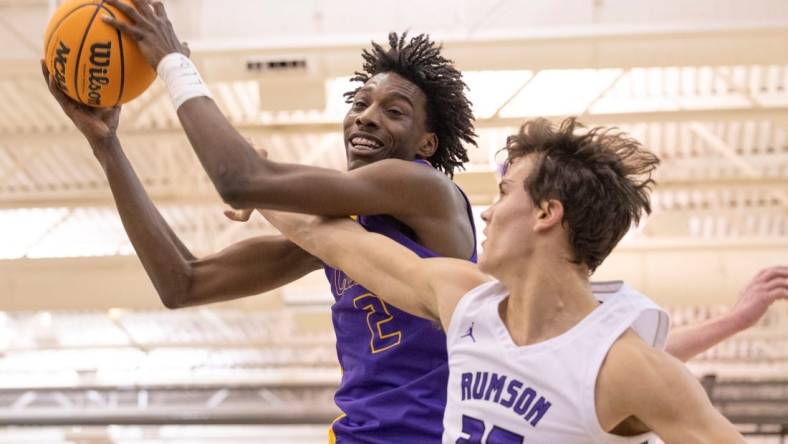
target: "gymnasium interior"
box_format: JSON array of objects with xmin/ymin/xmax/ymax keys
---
[{"xmin": 0, "ymin": 0, "xmax": 786, "ymax": 442}]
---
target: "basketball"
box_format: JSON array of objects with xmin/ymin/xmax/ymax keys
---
[{"xmin": 43, "ymin": 0, "xmax": 155, "ymax": 107}]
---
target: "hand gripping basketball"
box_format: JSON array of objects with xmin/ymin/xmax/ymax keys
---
[
  {"xmin": 41, "ymin": 60, "xmax": 121, "ymax": 147},
  {"xmin": 43, "ymin": 0, "xmax": 158, "ymax": 107},
  {"xmin": 102, "ymin": 0, "xmax": 188, "ymax": 69}
]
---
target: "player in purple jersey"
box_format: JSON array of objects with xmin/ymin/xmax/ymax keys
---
[
  {"xmin": 44, "ymin": 7, "xmax": 478, "ymax": 439},
  {"xmin": 43, "ymin": 1, "xmax": 786, "ymax": 441},
  {"xmin": 320, "ymin": 159, "xmax": 478, "ymax": 441}
]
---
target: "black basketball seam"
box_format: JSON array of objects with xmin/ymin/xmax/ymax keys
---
[
  {"xmin": 44, "ymin": 4, "xmax": 100, "ymax": 76},
  {"xmin": 72, "ymin": 2, "xmax": 104, "ymax": 105},
  {"xmin": 44, "ymin": 3, "xmax": 103, "ymax": 89},
  {"xmin": 97, "ymin": 2, "xmax": 125, "ymax": 106}
]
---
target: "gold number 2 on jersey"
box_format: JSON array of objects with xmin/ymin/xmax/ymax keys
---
[{"xmin": 353, "ymin": 293, "xmax": 403, "ymax": 353}]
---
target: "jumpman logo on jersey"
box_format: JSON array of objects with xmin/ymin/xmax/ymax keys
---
[{"xmin": 461, "ymin": 322, "xmax": 476, "ymax": 342}]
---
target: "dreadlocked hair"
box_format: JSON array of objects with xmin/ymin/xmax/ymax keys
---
[{"xmin": 344, "ymin": 32, "xmax": 477, "ymax": 177}]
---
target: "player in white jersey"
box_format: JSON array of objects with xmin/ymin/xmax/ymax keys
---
[
  {"xmin": 263, "ymin": 117, "xmax": 752, "ymax": 443},
  {"xmin": 444, "ymin": 280, "xmax": 667, "ymax": 443}
]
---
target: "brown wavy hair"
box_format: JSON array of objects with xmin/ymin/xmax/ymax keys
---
[{"xmin": 504, "ymin": 117, "xmax": 659, "ymax": 272}]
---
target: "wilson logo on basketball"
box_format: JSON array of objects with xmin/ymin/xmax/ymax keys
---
[
  {"xmin": 44, "ymin": 0, "xmax": 156, "ymax": 107},
  {"xmin": 53, "ymin": 41, "xmax": 70, "ymax": 93},
  {"xmin": 87, "ymin": 41, "xmax": 112, "ymax": 106}
]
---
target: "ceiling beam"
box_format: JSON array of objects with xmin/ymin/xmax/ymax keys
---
[
  {"xmin": 2, "ymin": 174, "xmax": 785, "ymax": 209},
  {"xmin": 4, "ymin": 25, "xmax": 788, "ymax": 79},
  {"xmin": 0, "ymin": 190, "xmax": 224, "ymax": 209},
  {"xmin": 1, "ymin": 241, "xmax": 782, "ymax": 310},
  {"xmin": 147, "ymin": 25, "xmax": 788, "ymax": 73},
  {"xmin": 690, "ymin": 122, "xmax": 788, "ymax": 208},
  {"xmin": 3, "ymin": 106, "xmax": 788, "ymax": 144}
]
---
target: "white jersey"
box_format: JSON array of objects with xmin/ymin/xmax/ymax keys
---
[{"xmin": 442, "ymin": 280, "xmax": 670, "ymax": 444}]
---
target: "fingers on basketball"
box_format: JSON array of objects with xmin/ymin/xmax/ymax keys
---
[
  {"xmin": 105, "ymin": 0, "xmax": 145, "ymax": 25},
  {"xmin": 45, "ymin": 0, "xmax": 158, "ymax": 106},
  {"xmin": 40, "ymin": 60, "xmax": 71, "ymax": 108},
  {"xmin": 130, "ymin": 0, "xmax": 155, "ymax": 19},
  {"xmin": 102, "ymin": 17, "xmax": 140, "ymax": 41},
  {"xmin": 152, "ymin": 1, "xmax": 166, "ymax": 17}
]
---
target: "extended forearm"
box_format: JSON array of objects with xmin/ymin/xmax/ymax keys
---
[
  {"xmin": 665, "ymin": 314, "xmax": 743, "ymax": 362},
  {"xmin": 263, "ymin": 212, "xmax": 344, "ymax": 268},
  {"xmin": 177, "ymin": 97, "xmax": 267, "ymax": 202},
  {"xmin": 264, "ymin": 210, "xmax": 435, "ymax": 318},
  {"xmin": 263, "ymin": 213, "xmax": 400, "ymax": 278},
  {"xmin": 92, "ymin": 137, "xmax": 194, "ymax": 306},
  {"xmin": 667, "ymin": 266, "xmax": 788, "ymax": 362}
]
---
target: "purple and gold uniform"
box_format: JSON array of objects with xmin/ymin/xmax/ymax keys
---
[{"xmin": 325, "ymin": 162, "xmax": 477, "ymax": 443}]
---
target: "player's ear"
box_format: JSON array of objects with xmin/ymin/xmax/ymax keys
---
[
  {"xmin": 534, "ymin": 199, "xmax": 563, "ymax": 233},
  {"xmin": 417, "ymin": 132, "xmax": 438, "ymax": 158}
]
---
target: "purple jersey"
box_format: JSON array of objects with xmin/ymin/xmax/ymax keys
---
[{"xmin": 325, "ymin": 167, "xmax": 477, "ymax": 443}]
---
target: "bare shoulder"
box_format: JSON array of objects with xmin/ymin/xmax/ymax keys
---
[
  {"xmin": 356, "ymin": 159, "xmax": 474, "ymax": 258},
  {"xmin": 596, "ymin": 329, "xmax": 709, "ymax": 428},
  {"xmin": 359, "ymin": 159, "xmax": 458, "ymax": 199},
  {"xmin": 598, "ymin": 330, "xmax": 677, "ymax": 403},
  {"xmin": 601, "ymin": 329, "xmax": 662, "ymax": 374},
  {"xmin": 595, "ymin": 330, "xmax": 666, "ymax": 430},
  {"xmin": 422, "ymin": 257, "xmax": 490, "ymax": 330},
  {"xmin": 598, "ymin": 330, "xmax": 745, "ymax": 443},
  {"xmin": 425, "ymin": 257, "xmax": 488, "ymax": 287},
  {"xmin": 358, "ymin": 158, "xmax": 446, "ymax": 179}
]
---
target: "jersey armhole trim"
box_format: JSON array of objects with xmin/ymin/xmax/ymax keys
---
[{"xmin": 581, "ymin": 303, "xmax": 654, "ymax": 442}]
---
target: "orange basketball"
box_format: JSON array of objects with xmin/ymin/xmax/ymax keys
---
[{"xmin": 43, "ymin": 0, "xmax": 155, "ymax": 107}]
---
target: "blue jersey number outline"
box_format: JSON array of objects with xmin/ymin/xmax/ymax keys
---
[
  {"xmin": 456, "ymin": 415, "xmax": 524, "ymax": 444},
  {"xmin": 353, "ymin": 293, "xmax": 402, "ymax": 353}
]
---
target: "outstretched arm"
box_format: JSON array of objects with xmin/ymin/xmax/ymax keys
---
[
  {"xmin": 599, "ymin": 332, "xmax": 744, "ymax": 444},
  {"xmin": 101, "ymin": 0, "xmax": 459, "ymax": 219},
  {"xmin": 42, "ymin": 63, "xmax": 320, "ymax": 309},
  {"xmin": 262, "ymin": 210, "xmax": 487, "ymax": 329},
  {"xmin": 666, "ymin": 266, "xmax": 787, "ymax": 362},
  {"xmin": 176, "ymin": 100, "xmax": 454, "ymax": 217}
]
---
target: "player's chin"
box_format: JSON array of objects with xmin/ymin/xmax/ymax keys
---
[
  {"xmin": 346, "ymin": 156, "xmax": 372, "ymax": 171},
  {"xmin": 346, "ymin": 150, "xmax": 387, "ymax": 170},
  {"xmin": 478, "ymin": 248, "xmax": 504, "ymax": 276},
  {"xmin": 477, "ymin": 254, "xmax": 492, "ymax": 275}
]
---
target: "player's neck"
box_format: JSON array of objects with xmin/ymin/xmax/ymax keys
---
[{"xmin": 498, "ymin": 255, "xmax": 597, "ymax": 347}]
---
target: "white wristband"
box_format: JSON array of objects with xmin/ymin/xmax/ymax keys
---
[{"xmin": 156, "ymin": 52, "xmax": 212, "ymax": 110}]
